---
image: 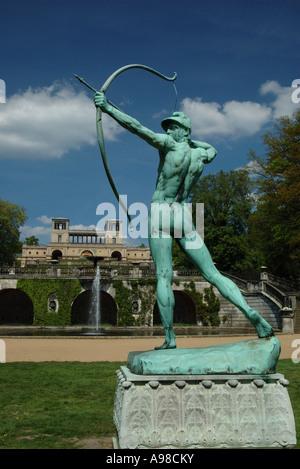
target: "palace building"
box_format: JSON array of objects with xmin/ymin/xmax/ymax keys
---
[{"xmin": 20, "ymin": 217, "xmax": 151, "ymax": 266}]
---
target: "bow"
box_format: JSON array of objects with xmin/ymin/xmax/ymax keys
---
[{"xmin": 75, "ymin": 64, "xmax": 177, "ymax": 224}]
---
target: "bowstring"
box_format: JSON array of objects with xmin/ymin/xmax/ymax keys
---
[{"xmin": 172, "ymin": 80, "xmax": 178, "ymax": 112}]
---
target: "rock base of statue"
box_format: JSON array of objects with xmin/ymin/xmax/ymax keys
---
[
  {"xmin": 113, "ymin": 338, "xmax": 296, "ymax": 449},
  {"xmin": 127, "ymin": 337, "xmax": 281, "ymax": 375}
]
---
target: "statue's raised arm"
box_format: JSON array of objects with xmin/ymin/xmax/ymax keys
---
[{"xmin": 94, "ymin": 92, "xmax": 168, "ymax": 150}]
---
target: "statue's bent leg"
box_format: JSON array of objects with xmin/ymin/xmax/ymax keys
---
[
  {"xmin": 179, "ymin": 233, "xmax": 274, "ymax": 338},
  {"xmin": 149, "ymin": 235, "xmax": 176, "ymax": 349}
]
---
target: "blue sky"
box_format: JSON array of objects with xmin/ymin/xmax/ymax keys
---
[{"xmin": 0, "ymin": 0, "xmax": 299, "ymax": 246}]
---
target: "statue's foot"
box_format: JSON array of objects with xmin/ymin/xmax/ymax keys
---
[
  {"xmin": 249, "ymin": 309, "xmax": 274, "ymax": 338},
  {"xmin": 155, "ymin": 341, "xmax": 176, "ymax": 350}
]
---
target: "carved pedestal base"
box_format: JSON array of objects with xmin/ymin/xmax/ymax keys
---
[{"xmin": 113, "ymin": 366, "xmax": 296, "ymax": 449}]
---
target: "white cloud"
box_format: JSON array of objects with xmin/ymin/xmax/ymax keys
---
[
  {"xmin": 69, "ymin": 224, "xmax": 96, "ymax": 230},
  {"xmin": 20, "ymin": 225, "xmax": 52, "ymax": 241},
  {"xmin": 181, "ymin": 98, "xmax": 272, "ymax": 140},
  {"xmin": 180, "ymin": 81, "xmax": 299, "ymax": 141},
  {"xmin": 235, "ymin": 160, "xmax": 263, "ymax": 178},
  {"xmin": 36, "ymin": 215, "xmax": 52, "ymax": 225},
  {"xmin": 152, "ymin": 108, "xmax": 168, "ymax": 119},
  {"xmin": 1, "ymin": 80, "xmax": 298, "ymax": 159},
  {"xmin": 0, "ymin": 82, "xmax": 124, "ymax": 159},
  {"xmin": 259, "ymin": 80, "xmax": 299, "ymax": 118}
]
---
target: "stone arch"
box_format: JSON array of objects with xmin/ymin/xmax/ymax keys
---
[
  {"xmin": 52, "ymin": 249, "xmax": 63, "ymax": 260},
  {"xmin": 153, "ymin": 290, "xmax": 197, "ymax": 325},
  {"xmin": 111, "ymin": 251, "xmax": 122, "ymax": 261},
  {"xmin": 71, "ymin": 289, "xmax": 118, "ymax": 325},
  {"xmin": 101, "ymin": 291, "xmax": 118, "ymax": 325},
  {"xmin": 81, "ymin": 250, "xmax": 93, "ymax": 257},
  {"xmin": 0, "ymin": 288, "xmax": 34, "ymax": 325}
]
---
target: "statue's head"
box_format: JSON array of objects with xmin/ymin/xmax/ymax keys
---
[{"xmin": 161, "ymin": 112, "xmax": 191, "ymax": 135}]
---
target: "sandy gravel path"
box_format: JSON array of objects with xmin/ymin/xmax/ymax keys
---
[{"xmin": 1, "ymin": 334, "xmax": 299, "ymax": 362}]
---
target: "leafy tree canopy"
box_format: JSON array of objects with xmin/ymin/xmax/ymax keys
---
[
  {"xmin": 189, "ymin": 169, "xmax": 260, "ymax": 274},
  {"xmin": 24, "ymin": 236, "xmax": 39, "ymax": 246},
  {"xmin": 0, "ymin": 199, "xmax": 27, "ymax": 265},
  {"xmin": 248, "ymin": 108, "xmax": 300, "ymax": 277}
]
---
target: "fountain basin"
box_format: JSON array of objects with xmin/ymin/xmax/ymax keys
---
[{"xmin": 0, "ymin": 326, "xmax": 262, "ymax": 337}]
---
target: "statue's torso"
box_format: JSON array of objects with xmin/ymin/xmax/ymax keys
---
[{"xmin": 152, "ymin": 143, "xmax": 204, "ymax": 204}]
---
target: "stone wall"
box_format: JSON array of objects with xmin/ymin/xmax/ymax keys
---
[{"xmin": 0, "ymin": 274, "xmax": 284, "ymax": 330}]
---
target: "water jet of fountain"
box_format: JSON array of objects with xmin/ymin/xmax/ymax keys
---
[{"xmin": 89, "ymin": 265, "xmax": 101, "ymax": 332}]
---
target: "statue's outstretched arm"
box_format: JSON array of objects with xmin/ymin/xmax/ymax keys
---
[{"xmin": 94, "ymin": 92, "xmax": 167, "ymax": 150}]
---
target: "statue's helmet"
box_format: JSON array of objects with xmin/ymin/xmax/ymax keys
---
[{"xmin": 161, "ymin": 111, "xmax": 191, "ymax": 133}]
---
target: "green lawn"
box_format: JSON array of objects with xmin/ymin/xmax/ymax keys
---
[
  {"xmin": 0, "ymin": 360, "xmax": 298, "ymax": 449},
  {"xmin": 0, "ymin": 361, "xmax": 125, "ymax": 449}
]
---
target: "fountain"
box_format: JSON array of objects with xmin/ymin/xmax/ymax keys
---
[{"xmin": 88, "ymin": 264, "xmax": 101, "ymax": 334}]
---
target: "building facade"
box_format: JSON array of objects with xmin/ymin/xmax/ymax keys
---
[{"xmin": 20, "ymin": 217, "xmax": 151, "ymax": 266}]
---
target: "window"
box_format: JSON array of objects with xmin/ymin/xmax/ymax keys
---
[
  {"xmin": 54, "ymin": 222, "xmax": 66, "ymax": 230},
  {"xmin": 58, "ymin": 235, "xmax": 62, "ymax": 242},
  {"xmin": 109, "ymin": 222, "xmax": 119, "ymax": 231}
]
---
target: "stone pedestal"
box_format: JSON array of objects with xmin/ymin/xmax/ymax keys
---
[
  {"xmin": 280, "ymin": 307, "xmax": 295, "ymax": 334},
  {"xmin": 113, "ymin": 366, "xmax": 296, "ymax": 449}
]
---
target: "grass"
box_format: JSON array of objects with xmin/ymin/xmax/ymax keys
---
[
  {"xmin": 0, "ymin": 360, "xmax": 299, "ymax": 449},
  {"xmin": 277, "ymin": 360, "xmax": 300, "ymax": 449},
  {"xmin": 0, "ymin": 361, "xmax": 125, "ymax": 449}
]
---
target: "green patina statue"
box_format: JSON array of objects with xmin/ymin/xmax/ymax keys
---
[{"xmin": 94, "ymin": 92, "xmax": 274, "ymax": 350}]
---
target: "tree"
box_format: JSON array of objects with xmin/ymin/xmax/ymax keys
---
[
  {"xmin": 24, "ymin": 236, "xmax": 39, "ymax": 246},
  {"xmin": 190, "ymin": 169, "xmax": 261, "ymax": 274},
  {"xmin": 183, "ymin": 282, "xmax": 220, "ymax": 326},
  {"xmin": 172, "ymin": 239, "xmax": 195, "ymax": 270},
  {"xmin": 248, "ymin": 109, "xmax": 300, "ymax": 277},
  {"xmin": 0, "ymin": 199, "xmax": 27, "ymax": 265}
]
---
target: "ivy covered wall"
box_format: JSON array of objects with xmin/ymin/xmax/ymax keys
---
[
  {"xmin": 112, "ymin": 279, "xmax": 156, "ymax": 326},
  {"xmin": 17, "ymin": 278, "xmax": 82, "ymax": 326},
  {"xmin": 183, "ymin": 281, "xmax": 220, "ymax": 326},
  {"xmin": 14, "ymin": 277, "xmax": 220, "ymax": 327}
]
